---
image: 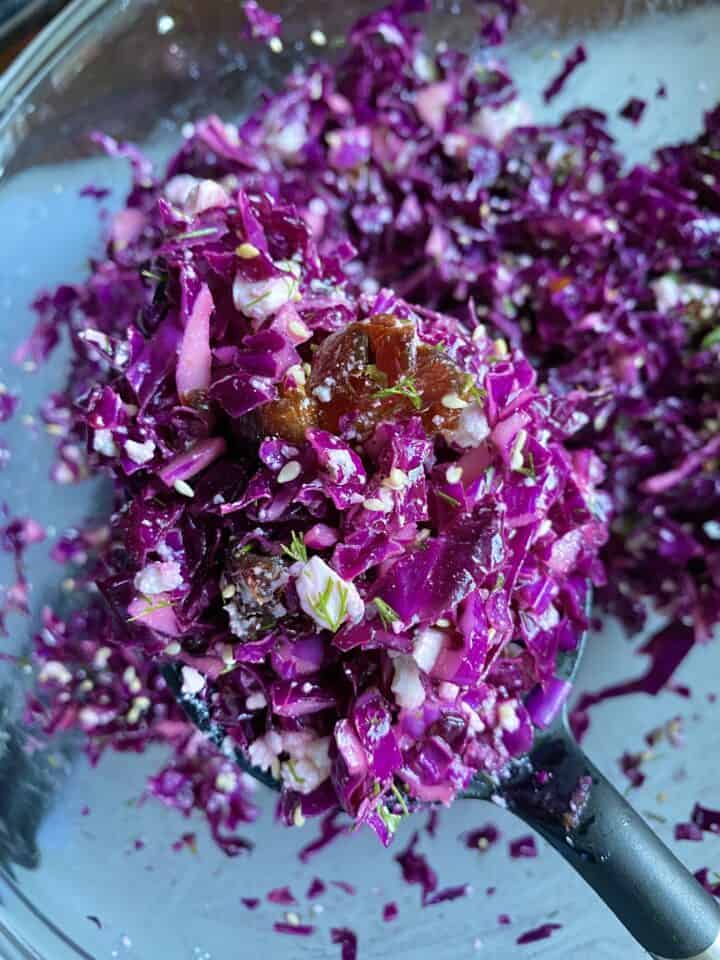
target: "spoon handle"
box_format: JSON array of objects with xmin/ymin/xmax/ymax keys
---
[{"xmin": 504, "ymin": 725, "xmax": 720, "ymax": 959}]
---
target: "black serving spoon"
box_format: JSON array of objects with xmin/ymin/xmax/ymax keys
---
[{"xmin": 164, "ymin": 630, "xmax": 720, "ymax": 960}]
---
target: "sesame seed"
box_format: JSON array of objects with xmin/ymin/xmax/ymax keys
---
[
  {"xmin": 163, "ymin": 642, "xmax": 181, "ymax": 656},
  {"xmin": 293, "ymin": 806, "xmax": 306, "ymax": 827},
  {"xmin": 236, "ymin": 242, "xmax": 260, "ymax": 259},
  {"xmin": 382, "ymin": 467, "xmax": 408, "ymax": 490},
  {"xmin": 363, "ymin": 497, "xmax": 387, "ymax": 512},
  {"xmin": 445, "ymin": 465, "xmax": 463, "ymax": 484},
  {"xmin": 310, "ymin": 28, "xmax": 327, "ymax": 45},
  {"xmin": 285, "ymin": 912, "xmax": 301, "ymax": 926},
  {"xmin": 441, "ymin": 392, "xmax": 468, "ymax": 410},
  {"xmin": 436, "ymin": 618, "xmax": 451, "ymax": 628},
  {"xmin": 277, "ymin": 460, "xmax": 301, "ymax": 484},
  {"xmin": 268, "ymin": 36, "xmax": 283, "ymax": 53},
  {"xmin": 173, "ymin": 479, "xmax": 195, "ymax": 498}
]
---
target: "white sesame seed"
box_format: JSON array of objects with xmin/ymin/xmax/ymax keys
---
[
  {"xmin": 277, "ymin": 460, "xmax": 301, "ymax": 484},
  {"xmin": 382, "ymin": 467, "xmax": 408, "ymax": 490},
  {"xmin": 441, "ymin": 392, "xmax": 469, "ymax": 410},
  {"xmin": 445, "ymin": 465, "xmax": 463, "ymax": 484},
  {"xmin": 293, "ymin": 805, "xmax": 306, "ymax": 827},
  {"xmin": 310, "ymin": 28, "xmax": 327, "ymax": 45},
  {"xmin": 236, "ymin": 242, "xmax": 260, "ymax": 259},
  {"xmin": 173, "ymin": 479, "xmax": 195, "ymax": 498},
  {"xmin": 285, "ymin": 912, "xmax": 300, "ymax": 926},
  {"xmin": 163, "ymin": 641, "xmax": 181, "ymax": 656},
  {"xmin": 269, "ymin": 36, "xmax": 283, "ymax": 53},
  {"xmin": 435, "ymin": 618, "xmax": 451, "ymax": 628}
]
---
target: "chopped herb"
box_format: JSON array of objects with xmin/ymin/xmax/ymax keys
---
[
  {"xmin": 518, "ymin": 451, "xmax": 537, "ymax": 481},
  {"xmin": 235, "ymin": 543, "xmax": 254, "ymax": 557},
  {"xmin": 365, "ymin": 364, "xmax": 388, "ymax": 385},
  {"xmin": 391, "ymin": 783, "xmax": 409, "ymax": 816},
  {"xmin": 141, "ymin": 269, "xmax": 164, "ymax": 282},
  {"xmin": 174, "ymin": 227, "xmax": 219, "ymax": 241},
  {"xmin": 374, "ymin": 597, "xmax": 400, "ymax": 628},
  {"xmin": 127, "ymin": 598, "xmax": 173, "ymax": 623},
  {"xmin": 700, "ymin": 327, "xmax": 720, "ymax": 349},
  {"xmin": 310, "ymin": 578, "xmax": 347, "ymax": 632},
  {"xmin": 374, "ymin": 375, "xmax": 423, "ymax": 410},
  {"xmin": 437, "ymin": 490, "xmax": 461, "ymax": 508},
  {"xmin": 495, "ymin": 573, "xmax": 506, "ymax": 591},
  {"xmin": 377, "ymin": 802, "xmax": 403, "ymax": 835},
  {"xmin": 286, "ymin": 759, "xmax": 305, "ymax": 784},
  {"xmin": 244, "ymin": 287, "xmax": 274, "ymax": 310},
  {"xmin": 461, "ymin": 372, "xmax": 486, "ymax": 403},
  {"xmin": 282, "ymin": 531, "xmax": 308, "ymax": 564}
]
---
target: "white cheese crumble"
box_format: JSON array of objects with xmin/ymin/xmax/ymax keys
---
[
  {"xmin": 134, "ymin": 561, "xmax": 183, "ymax": 595},
  {"xmin": 295, "ymin": 556, "xmax": 363, "ymax": 632},
  {"xmin": 391, "ymin": 654, "xmax": 426, "ymax": 709}
]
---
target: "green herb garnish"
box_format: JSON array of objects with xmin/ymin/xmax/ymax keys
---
[
  {"xmin": 285, "ymin": 759, "xmax": 305, "ymax": 784},
  {"xmin": 373, "ymin": 597, "xmax": 400, "ymax": 628},
  {"xmin": 127, "ymin": 598, "xmax": 173, "ymax": 623},
  {"xmin": 391, "ymin": 782, "xmax": 409, "ymax": 816},
  {"xmin": 701, "ymin": 327, "xmax": 720, "ymax": 350},
  {"xmin": 174, "ymin": 227, "xmax": 219, "ymax": 241},
  {"xmin": 518, "ymin": 451, "xmax": 537, "ymax": 481},
  {"xmin": 309, "ymin": 578, "xmax": 348, "ymax": 632},
  {"xmin": 282, "ymin": 531, "xmax": 308, "ymax": 564},
  {"xmin": 377, "ymin": 803, "xmax": 403, "ymax": 835},
  {"xmin": 461, "ymin": 372, "xmax": 486, "ymax": 403},
  {"xmin": 373, "ymin": 375, "xmax": 423, "ymax": 411},
  {"xmin": 141, "ymin": 269, "xmax": 164, "ymax": 282},
  {"xmin": 437, "ymin": 490, "xmax": 461, "ymax": 508}
]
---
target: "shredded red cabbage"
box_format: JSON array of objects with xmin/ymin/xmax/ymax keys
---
[
  {"xmin": 8, "ymin": 0, "xmax": 719, "ymax": 875},
  {"xmin": 509, "ymin": 834, "xmax": 537, "ymax": 858},
  {"xmin": 331, "ymin": 926, "xmax": 358, "ymax": 960},
  {"xmin": 516, "ymin": 922, "xmax": 563, "ymax": 945}
]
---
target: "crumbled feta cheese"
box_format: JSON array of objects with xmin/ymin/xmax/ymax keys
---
[
  {"xmin": 498, "ymin": 701, "xmax": 520, "ymax": 732},
  {"xmin": 280, "ymin": 733, "xmax": 331, "ymax": 795},
  {"xmin": 93, "ymin": 428, "xmax": 118, "ymax": 457},
  {"xmin": 295, "ymin": 556, "xmax": 363, "ymax": 631},
  {"xmin": 472, "ymin": 99, "xmax": 533, "ymax": 145},
  {"xmin": 412, "ymin": 627, "xmax": 446, "ymax": 673},
  {"xmin": 184, "ymin": 178, "xmax": 230, "ymax": 215},
  {"xmin": 248, "ymin": 731, "xmax": 283, "ymax": 770},
  {"xmin": 445, "ymin": 464, "xmax": 463, "ymax": 485},
  {"xmin": 246, "ymin": 691, "xmax": 267, "ymax": 710},
  {"xmin": 391, "ymin": 655, "xmax": 426, "ymax": 709},
  {"xmin": 232, "ymin": 262, "xmax": 301, "ymax": 322},
  {"xmin": 134, "ymin": 560, "xmax": 183, "ymax": 595},
  {"xmin": 124, "ymin": 438, "xmax": 156, "ymax": 465},
  {"xmin": 181, "ymin": 665, "xmax": 205, "ymax": 696},
  {"xmin": 265, "ymin": 119, "xmax": 307, "ymax": 159},
  {"xmin": 438, "ymin": 681, "xmax": 460, "ymax": 701},
  {"xmin": 442, "ymin": 403, "xmax": 490, "ymax": 449}
]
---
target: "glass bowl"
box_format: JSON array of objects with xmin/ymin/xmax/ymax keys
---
[{"xmin": 1, "ymin": 2, "xmax": 719, "ymax": 957}]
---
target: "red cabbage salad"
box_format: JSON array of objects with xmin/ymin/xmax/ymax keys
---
[{"xmin": 6, "ymin": 0, "xmax": 719, "ymax": 856}]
